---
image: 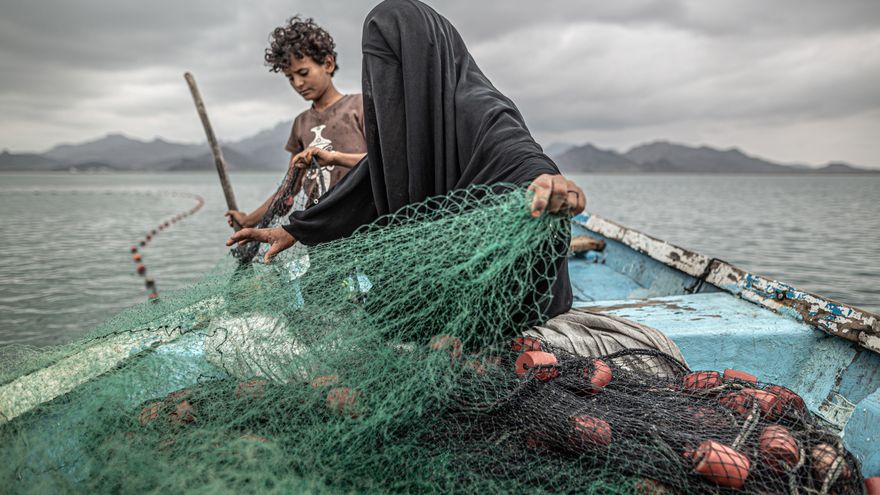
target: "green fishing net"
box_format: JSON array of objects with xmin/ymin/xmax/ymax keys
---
[{"xmin": 0, "ymin": 185, "xmax": 863, "ymax": 494}]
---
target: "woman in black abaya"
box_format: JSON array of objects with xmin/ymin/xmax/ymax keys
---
[{"xmin": 229, "ymin": 0, "xmax": 586, "ymax": 320}]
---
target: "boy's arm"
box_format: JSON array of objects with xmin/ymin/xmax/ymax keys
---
[
  {"xmin": 225, "ymin": 153, "xmax": 303, "ymax": 228},
  {"xmin": 292, "ymin": 147, "xmax": 366, "ymax": 169}
]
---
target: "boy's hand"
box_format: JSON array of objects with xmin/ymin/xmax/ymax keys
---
[
  {"xmin": 292, "ymin": 147, "xmax": 334, "ymax": 168},
  {"xmin": 224, "ymin": 210, "xmax": 251, "ymax": 228},
  {"xmin": 527, "ymin": 174, "xmax": 586, "ymax": 217},
  {"xmin": 226, "ymin": 226, "xmax": 296, "ymax": 263}
]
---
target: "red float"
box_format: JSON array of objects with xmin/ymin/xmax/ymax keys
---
[
  {"xmin": 758, "ymin": 425, "xmax": 800, "ymax": 472},
  {"xmin": 692, "ymin": 439, "xmax": 750, "ymax": 489},
  {"xmin": 235, "ymin": 379, "xmax": 267, "ymax": 399},
  {"xmin": 429, "ymin": 335, "xmax": 463, "ymax": 358},
  {"xmin": 135, "ymin": 264, "xmax": 146, "ymax": 275},
  {"xmin": 719, "ymin": 389, "xmax": 780, "ymax": 419},
  {"xmin": 683, "ymin": 371, "xmax": 723, "ymax": 392},
  {"xmin": 138, "ymin": 401, "xmax": 161, "ymax": 425},
  {"xmin": 310, "ymin": 375, "xmax": 338, "ymax": 388},
  {"xmin": 811, "ymin": 443, "xmax": 851, "ymax": 483},
  {"xmin": 763, "ymin": 385, "xmax": 806, "ymax": 415},
  {"xmin": 570, "ymin": 415, "xmax": 612, "ymax": 448},
  {"xmin": 326, "ymin": 387, "xmax": 364, "ymax": 419},
  {"xmin": 462, "ymin": 355, "xmax": 501, "ymax": 375},
  {"xmin": 169, "ymin": 400, "xmax": 195, "ymax": 424},
  {"xmin": 582, "ymin": 358, "xmax": 612, "ymax": 394},
  {"xmin": 515, "ymin": 351, "xmax": 559, "ymax": 381},
  {"xmin": 723, "ymin": 368, "xmax": 757, "ymax": 384},
  {"xmin": 510, "ymin": 336, "xmax": 542, "ymax": 353}
]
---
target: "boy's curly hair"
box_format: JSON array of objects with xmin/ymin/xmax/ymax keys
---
[{"xmin": 265, "ymin": 16, "xmax": 338, "ymax": 75}]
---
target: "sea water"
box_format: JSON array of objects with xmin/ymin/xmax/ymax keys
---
[{"xmin": 1, "ymin": 172, "xmax": 877, "ymax": 346}]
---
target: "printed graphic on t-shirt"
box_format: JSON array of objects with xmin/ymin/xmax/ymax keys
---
[{"xmin": 306, "ymin": 124, "xmax": 334, "ymax": 197}]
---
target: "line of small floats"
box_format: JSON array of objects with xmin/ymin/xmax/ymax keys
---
[
  {"xmin": 128, "ymin": 193, "xmax": 205, "ymax": 301},
  {"xmin": 134, "ymin": 333, "xmax": 880, "ymax": 493}
]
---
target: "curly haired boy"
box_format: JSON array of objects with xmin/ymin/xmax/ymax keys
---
[{"xmin": 226, "ymin": 16, "xmax": 367, "ymax": 229}]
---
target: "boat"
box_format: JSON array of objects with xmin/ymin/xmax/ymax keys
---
[
  {"xmin": 1, "ymin": 210, "xmax": 877, "ymax": 483},
  {"xmin": 570, "ymin": 212, "xmax": 880, "ymax": 477}
]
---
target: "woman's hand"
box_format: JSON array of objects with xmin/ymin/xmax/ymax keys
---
[
  {"xmin": 291, "ymin": 146, "xmax": 334, "ymax": 169},
  {"xmin": 226, "ymin": 226, "xmax": 297, "ymax": 263},
  {"xmin": 527, "ymin": 174, "xmax": 586, "ymax": 217}
]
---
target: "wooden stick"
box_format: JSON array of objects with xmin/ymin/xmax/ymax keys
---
[{"xmin": 183, "ymin": 72, "xmax": 241, "ymax": 230}]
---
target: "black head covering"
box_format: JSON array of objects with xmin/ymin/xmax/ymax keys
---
[{"xmin": 284, "ymin": 0, "xmax": 572, "ymax": 318}]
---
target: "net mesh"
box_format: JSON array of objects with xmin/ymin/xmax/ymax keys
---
[{"xmin": 0, "ymin": 185, "xmax": 863, "ymax": 494}]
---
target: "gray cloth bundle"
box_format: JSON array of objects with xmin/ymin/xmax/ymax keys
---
[{"xmin": 526, "ymin": 308, "xmax": 688, "ymax": 378}]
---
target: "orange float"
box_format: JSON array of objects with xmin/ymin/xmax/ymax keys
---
[
  {"xmin": 515, "ymin": 351, "xmax": 559, "ymax": 381},
  {"xmin": 683, "ymin": 371, "xmax": 723, "ymax": 392},
  {"xmin": 811, "ymin": 443, "xmax": 851, "ymax": 483},
  {"xmin": 132, "ymin": 253, "xmax": 142, "ymax": 262},
  {"xmin": 462, "ymin": 355, "xmax": 501, "ymax": 375},
  {"xmin": 723, "ymin": 368, "xmax": 757, "ymax": 384},
  {"xmin": 235, "ymin": 379, "xmax": 267, "ymax": 399},
  {"xmin": 692, "ymin": 439, "xmax": 750, "ymax": 489},
  {"xmin": 763, "ymin": 385, "xmax": 806, "ymax": 415},
  {"xmin": 510, "ymin": 336, "xmax": 542, "ymax": 353},
  {"xmin": 758, "ymin": 425, "xmax": 800, "ymax": 472},
  {"xmin": 570, "ymin": 415, "xmax": 612, "ymax": 448},
  {"xmin": 310, "ymin": 375, "xmax": 339, "ymax": 388},
  {"xmin": 582, "ymin": 359, "xmax": 612, "ymax": 394},
  {"xmin": 138, "ymin": 401, "xmax": 161, "ymax": 426},
  {"xmin": 169, "ymin": 400, "xmax": 195, "ymax": 424},
  {"xmin": 719, "ymin": 389, "xmax": 780, "ymax": 419},
  {"xmin": 744, "ymin": 389, "xmax": 781, "ymax": 418},
  {"xmin": 429, "ymin": 335, "xmax": 463, "ymax": 358},
  {"xmin": 326, "ymin": 387, "xmax": 364, "ymax": 419}
]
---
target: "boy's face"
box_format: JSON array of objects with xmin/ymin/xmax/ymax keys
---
[{"xmin": 283, "ymin": 55, "xmax": 335, "ymax": 102}]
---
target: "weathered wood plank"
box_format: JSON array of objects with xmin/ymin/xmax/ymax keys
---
[
  {"xmin": 577, "ymin": 215, "xmax": 712, "ymax": 277},
  {"xmin": 575, "ymin": 214, "xmax": 880, "ymax": 355}
]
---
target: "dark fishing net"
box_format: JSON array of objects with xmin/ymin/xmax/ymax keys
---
[
  {"xmin": 233, "ymin": 159, "xmax": 322, "ymax": 264},
  {"xmin": 0, "ymin": 185, "xmax": 863, "ymax": 494}
]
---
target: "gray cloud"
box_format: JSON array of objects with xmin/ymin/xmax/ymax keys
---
[{"xmin": 1, "ymin": 0, "xmax": 878, "ymax": 167}]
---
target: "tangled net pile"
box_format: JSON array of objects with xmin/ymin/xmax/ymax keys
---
[{"xmin": 0, "ymin": 185, "xmax": 863, "ymax": 494}]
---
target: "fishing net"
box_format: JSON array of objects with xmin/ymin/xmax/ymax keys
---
[
  {"xmin": 233, "ymin": 161, "xmax": 321, "ymax": 264},
  {"xmin": 0, "ymin": 185, "xmax": 864, "ymax": 494}
]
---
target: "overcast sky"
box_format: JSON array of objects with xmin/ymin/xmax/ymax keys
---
[{"xmin": 1, "ymin": 0, "xmax": 879, "ymax": 167}]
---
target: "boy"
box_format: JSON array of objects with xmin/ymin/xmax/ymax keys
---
[{"xmin": 226, "ymin": 16, "xmax": 367, "ymax": 229}]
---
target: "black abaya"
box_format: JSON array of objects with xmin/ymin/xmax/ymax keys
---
[{"xmin": 283, "ymin": 0, "xmax": 572, "ymax": 319}]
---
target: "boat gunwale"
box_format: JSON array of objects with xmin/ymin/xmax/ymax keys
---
[{"xmin": 573, "ymin": 214, "xmax": 880, "ymax": 355}]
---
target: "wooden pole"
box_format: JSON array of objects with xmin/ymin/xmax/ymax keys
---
[{"xmin": 183, "ymin": 72, "xmax": 241, "ymax": 230}]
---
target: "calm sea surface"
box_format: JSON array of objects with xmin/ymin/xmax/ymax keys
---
[{"xmin": 1, "ymin": 172, "xmax": 877, "ymax": 346}]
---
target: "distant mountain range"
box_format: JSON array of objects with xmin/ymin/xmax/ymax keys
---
[
  {"xmin": 1, "ymin": 124, "xmax": 875, "ymax": 174},
  {"xmin": 0, "ymin": 121, "xmax": 293, "ymax": 173},
  {"xmin": 549, "ymin": 141, "xmax": 875, "ymax": 174}
]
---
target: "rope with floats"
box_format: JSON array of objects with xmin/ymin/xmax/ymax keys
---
[{"xmin": 129, "ymin": 192, "xmax": 205, "ymax": 301}]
